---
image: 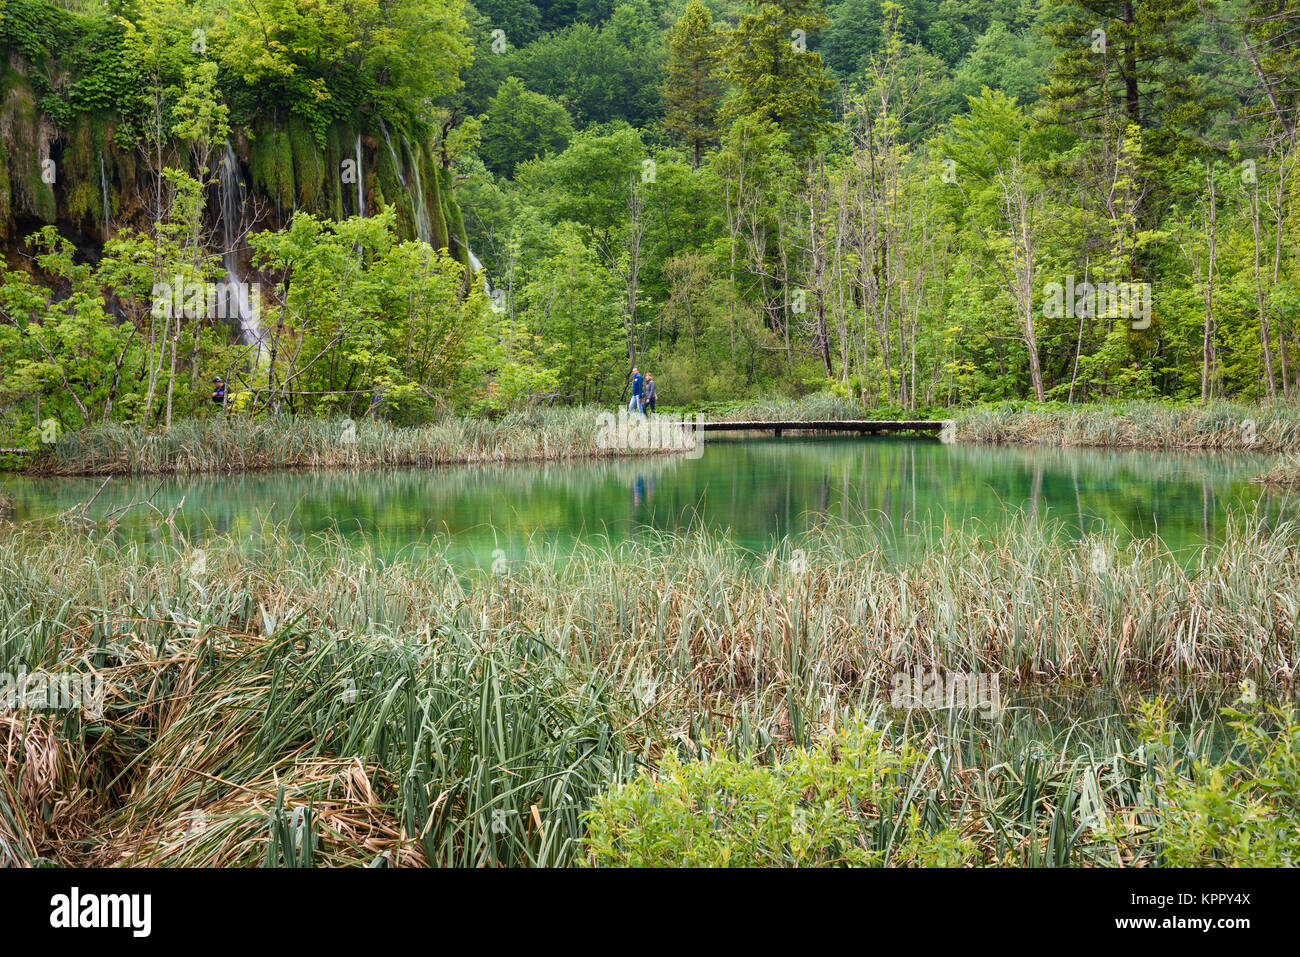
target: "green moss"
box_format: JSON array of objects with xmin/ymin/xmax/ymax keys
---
[
  {"xmin": 0, "ymin": 133, "xmax": 10, "ymax": 239},
  {"xmin": 289, "ymin": 117, "xmax": 322, "ymax": 212},
  {"xmin": 64, "ymin": 112, "xmax": 108, "ymax": 228},
  {"xmin": 416, "ymin": 141, "xmax": 448, "ymax": 252},
  {"xmin": 250, "ymin": 126, "xmax": 295, "ymax": 213},
  {"xmin": 3, "ymin": 83, "xmax": 56, "ymax": 221},
  {"xmin": 374, "ymin": 133, "xmax": 411, "ymax": 236},
  {"xmin": 443, "ymin": 169, "xmax": 470, "ymax": 267},
  {"xmin": 325, "ymin": 123, "xmax": 345, "ymax": 220}
]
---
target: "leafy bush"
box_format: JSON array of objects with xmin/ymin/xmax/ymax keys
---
[
  {"xmin": 1138, "ymin": 699, "xmax": 1300, "ymax": 867},
  {"xmin": 582, "ymin": 725, "xmax": 974, "ymax": 867}
]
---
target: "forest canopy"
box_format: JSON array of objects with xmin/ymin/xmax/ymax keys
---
[{"xmin": 1, "ymin": 0, "xmax": 1298, "ymax": 446}]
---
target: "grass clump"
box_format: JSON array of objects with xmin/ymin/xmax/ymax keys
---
[
  {"xmin": 955, "ymin": 400, "xmax": 1300, "ymax": 453},
  {"xmin": 1257, "ymin": 456, "xmax": 1300, "ymax": 488},
  {"xmin": 2, "ymin": 516, "xmax": 1298, "ymax": 866},
  {"xmin": 27, "ymin": 407, "xmax": 699, "ymax": 476}
]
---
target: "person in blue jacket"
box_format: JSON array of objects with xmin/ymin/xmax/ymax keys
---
[{"xmin": 629, "ymin": 367, "xmax": 644, "ymax": 414}]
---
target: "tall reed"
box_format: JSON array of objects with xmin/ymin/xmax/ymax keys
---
[
  {"xmin": 1, "ymin": 512, "xmax": 1297, "ymax": 865},
  {"xmin": 956, "ymin": 400, "xmax": 1300, "ymax": 453},
  {"xmin": 27, "ymin": 408, "xmax": 697, "ymax": 477}
]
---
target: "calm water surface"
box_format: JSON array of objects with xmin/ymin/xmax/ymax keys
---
[{"xmin": 3, "ymin": 436, "xmax": 1296, "ymax": 565}]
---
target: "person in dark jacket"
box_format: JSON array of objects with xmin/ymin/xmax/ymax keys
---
[
  {"xmin": 644, "ymin": 373, "xmax": 657, "ymax": 414},
  {"xmin": 629, "ymin": 367, "xmax": 643, "ymax": 414},
  {"xmin": 212, "ymin": 377, "xmax": 226, "ymax": 406}
]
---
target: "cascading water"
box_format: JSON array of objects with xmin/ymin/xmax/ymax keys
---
[
  {"xmin": 372, "ymin": 127, "xmax": 488, "ymax": 295},
  {"xmin": 379, "ymin": 120, "xmax": 406, "ymax": 190},
  {"xmin": 467, "ymin": 247, "xmax": 490, "ymax": 296},
  {"xmin": 354, "ymin": 134, "xmax": 365, "ymax": 217},
  {"xmin": 99, "ymin": 155, "xmax": 110, "ymax": 240},
  {"xmin": 386, "ymin": 128, "xmax": 432, "ymax": 245},
  {"xmin": 405, "ymin": 139, "xmax": 432, "ymax": 245},
  {"xmin": 218, "ymin": 143, "xmax": 263, "ymax": 358}
]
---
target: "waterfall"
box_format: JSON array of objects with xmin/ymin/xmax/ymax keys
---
[
  {"xmin": 385, "ymin": 124, "xmax": 434, "ymax": 245},
  {"xmin": 405, "ymin": 139, "xmax": 432, "ymax": 245},
  {"xmin": 99, "ymin": 155, "xmax": 110, "ymax": 239},
  {"xmin": 379, "ymin": 120, "xmax": 406, "ymax": 189},
  {"xmin": 466, "ymin": 246, "xmax": 491, "ymax": 297},
  {"xmin": 380, "ymin": 127, "xmax": 486, "ymax": 296},
  {"xmin": 353, "ymin": 132, "xmax": 364, "ymax": 217},
  {"xmin": 218, "ymin": 143, "xmax": 263, "ymax": 358}
]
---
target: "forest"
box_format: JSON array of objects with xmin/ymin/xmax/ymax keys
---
[
  {"xmin": 0, "ymin": 0, "xmax": 1297, "ymax": 434},
  {"xmin": 4, "ymin": 0, "xmax": 1300, "ymax": 880}
]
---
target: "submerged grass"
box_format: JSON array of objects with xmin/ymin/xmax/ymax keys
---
[
  {"xmin": 25, "ymin": 407, "xmax": 698, "ymax": 477},
  {"xmin": 1, "ymin": 512, "xmax": 1298, "ymax": 866}
]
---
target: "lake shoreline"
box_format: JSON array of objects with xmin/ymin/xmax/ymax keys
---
[
  {"xmin": 954, "ymin": 399, "xmax": 1300, "ymax": 454},
  {"xmin": 15, "ymin": 398, "xmax": 1300, "ymax": 478}
]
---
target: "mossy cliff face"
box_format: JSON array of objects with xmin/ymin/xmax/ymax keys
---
[
  {"xmin": 1, "ymin": 52, "xmax": 467, "ymax": 266},
  {"xmin": 242, "ymin": 117, "xmax": 463, "ymax": 261}
]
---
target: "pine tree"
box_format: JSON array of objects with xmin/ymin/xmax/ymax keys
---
[
  {"xmin": 1238, "ymin": 0, "xmax": 1300, "ymax": 142},
  {"xmin": 661, "ymin": 0, "xmax": 726, "ymax": 168},
  {"xmin": 1042, "ymin": 0, "xmax": 1205, "ymax": 157},
  {"xmin": 1041, "ymin": 0, "xmax": 1210, "ymax": 312},
  {"xmin": 724, "ymin": 0, "xmax": 834, "ymax": 161}
]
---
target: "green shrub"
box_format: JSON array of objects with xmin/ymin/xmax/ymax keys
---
[
  {"xmin": 1138, "ymin": 699, "xmax": 1300, "ymax": 866},
  {"xmin": 582, "ymin": 725, "xmax": 974, "ymax": 867}
]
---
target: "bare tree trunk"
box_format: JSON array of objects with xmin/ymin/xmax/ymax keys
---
[
  {"xmin": 1248, "ymin": 184, "xmax": 1277, "ymax": 397},
  {"xmin": 1202, "ymin": 163, "xmax": 1217, "ymax": 402}
]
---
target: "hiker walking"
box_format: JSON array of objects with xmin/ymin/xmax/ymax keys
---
[
  {"xmin": 629, "ymin": 367, "xmax": 644, "ymax": 414},
  {"xmin": 644, "ymin": 373, "xmax": 657, "ymax": 414},
  {"xmin": 212, "ymin": 376, "xmax": 226, "ymax": 407}
]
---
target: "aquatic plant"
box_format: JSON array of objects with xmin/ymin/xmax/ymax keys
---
[
  {"xmin": 954, "ymin": 400, "xmax": 1300, "ymax": 454},
  {"xmin": 27, "ymin": 408, "xmax": 700, "ymax": 476},
  {"xmin": 1257, "ymin": 456, "xmax": 1300, "ymax": 488},
  {"xmin": 0, "ymin": 513, "xmax": 1297, "ymax": 866}
]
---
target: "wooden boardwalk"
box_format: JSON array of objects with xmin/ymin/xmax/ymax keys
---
[{"xmin": 698, "ymin": 419, "xmax": 948, "ymax": 437}]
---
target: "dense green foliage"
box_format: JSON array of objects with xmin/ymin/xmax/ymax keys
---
[
  {"xmin": 2, "ymin": 0, "xmax": 1299, "ymax": 440},
  {"xmin": 457, "ymin": 0, "xmax": 1300, "ymax": 410},
  {"xmin": 583, "ymin": 725, "xmax": 974, "ymax": 866}
]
